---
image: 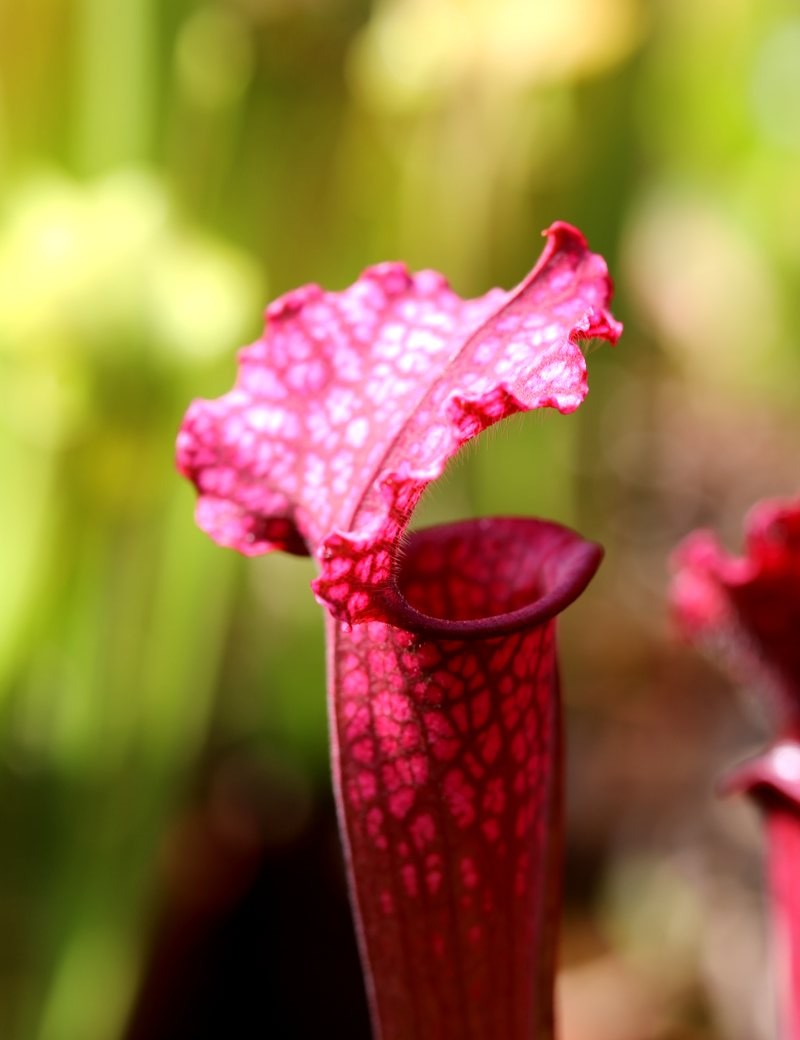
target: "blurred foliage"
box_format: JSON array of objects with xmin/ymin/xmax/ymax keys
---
[{"xmin": 1, "ymin": 1, "xmax": 799, "ymax": 1038}]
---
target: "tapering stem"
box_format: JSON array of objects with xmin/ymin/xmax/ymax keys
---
[
  {"xmin": 763, "ymin": 798, "xmax": 800, "ymax": 1040},
  {"xmin": 724, "ymin": 739, "xmax": 800, "ymax": 1040}
]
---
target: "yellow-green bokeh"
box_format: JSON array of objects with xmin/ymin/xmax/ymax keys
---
[{"xmin": 1, "ymin": 1, "xmax": 799, "ymax": 1038}]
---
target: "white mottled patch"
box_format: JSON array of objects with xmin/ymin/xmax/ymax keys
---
[
  {"xmin": 397, "ymin": 352, "xmax": 422, "ymax": 374},
  {"xmin": 345, "ymin": 417, "xmax": 369, "ymax": 447},
  {"xmin": 327, "ymin": 388, "xmax": 356, "ymax": 425},
  {"xmin": 248, "ymin": 405, "xmax": 295, "ymax": 435},
  {"xmin": 382, "ymin": 323, "xmax": 406, "ymax": 343},
  {"xmin": 407, "ymin": 328, "xmax": 443, "ymax": 355},
  {"xmin": 538, "ymin": 360, "xmax": 567, "ymax": 382}
]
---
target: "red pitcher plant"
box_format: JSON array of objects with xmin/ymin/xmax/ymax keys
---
[
  {"xmin": 672, "ymin": 496, "xmax": 800, "ymax": 1040},
  {"xmin": 177, "ymin": 224, "xmax": 621, "ymax": 1039}
]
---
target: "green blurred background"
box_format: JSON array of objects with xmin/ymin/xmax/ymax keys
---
[{"xmin": 2, "ymin": 1, "xmax": 800, "ymax": 1038}]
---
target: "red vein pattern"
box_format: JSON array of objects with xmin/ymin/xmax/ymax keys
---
[
  {"xmin": 331, "ymin": 518, "xmax": 602, "ymax": 1040},
  {"xmin": 177, "ymin": 225, "xmax": 620, "ymax": 1038},
  {"xmin": 177, "ymin": 223, "xmax": 620, "ymax": 625}
]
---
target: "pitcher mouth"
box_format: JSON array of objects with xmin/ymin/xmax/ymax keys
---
[{"xmin": 373, "ymin": 516, "xmax": 603, "ymax": 640}]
